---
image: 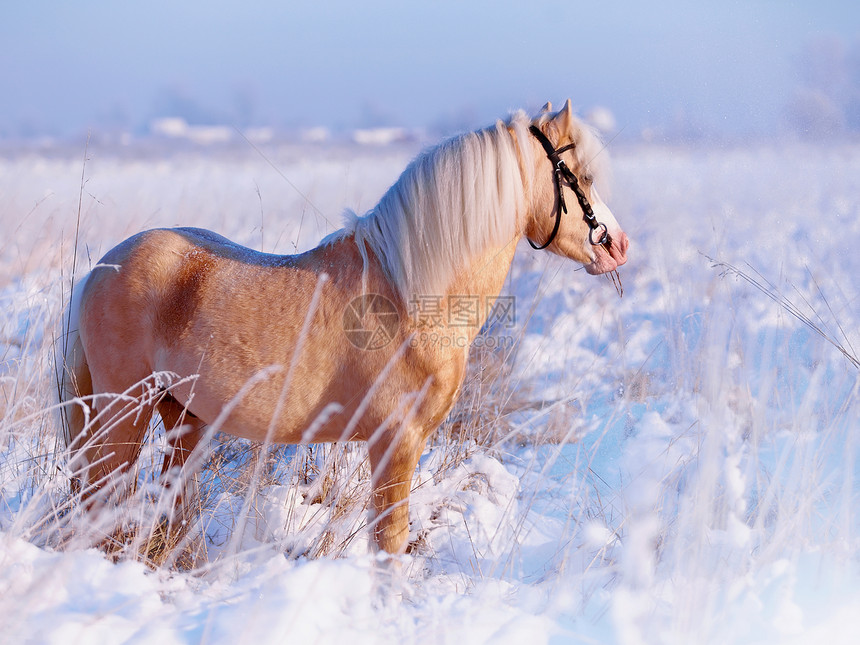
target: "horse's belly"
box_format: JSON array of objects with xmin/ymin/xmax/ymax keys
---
[{"xmin": 154, "ymin": 349, "xmax": 365, "ymax": 444}]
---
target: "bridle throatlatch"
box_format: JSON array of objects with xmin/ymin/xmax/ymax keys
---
[{"xmin": 527, "ymin": 125, "xmax": 611, "ymax": 251}]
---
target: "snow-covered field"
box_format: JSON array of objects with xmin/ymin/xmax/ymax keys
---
[{"xmin": 0, "ymin": 135, "xmax": 858, "ymax": 644}]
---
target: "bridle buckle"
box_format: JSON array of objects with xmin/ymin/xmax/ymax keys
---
[{"xmin": 589, "ymin": 222, "xmax": 609, "ymax": 247}]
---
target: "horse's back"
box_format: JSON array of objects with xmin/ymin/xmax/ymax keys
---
[{"xmin": 85, "ymin": 226, "xmax": 291, "ymax": 305}]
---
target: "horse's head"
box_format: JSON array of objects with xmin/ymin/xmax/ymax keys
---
[{"xmin": 524, "ymin": 100, "xmax": 629, "ymax": 276}]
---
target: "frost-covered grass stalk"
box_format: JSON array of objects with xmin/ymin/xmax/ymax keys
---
[{"xmin": 0, "ymin": 140, "xmax": 858, "ymax": 643}]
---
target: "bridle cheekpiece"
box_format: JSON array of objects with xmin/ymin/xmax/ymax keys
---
[{"xmin": 528, "ymin": 125, "xmax": 610, "ymax": 251}]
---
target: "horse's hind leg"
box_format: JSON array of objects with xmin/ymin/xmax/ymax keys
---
[
  {"xmin": 157, "ymin": 396, "xmax": 205, "ymax": 525},
  {"xmin": 59, "ymin": 325, "xmax": 97, "ymax": 496},
  {"xmin": 76, "ymin": 384, "xmax": 155, "ymax": 507}
]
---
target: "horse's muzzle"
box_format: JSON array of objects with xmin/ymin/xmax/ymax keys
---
[{"xmin": 586, "ymin": 231, "xmax": 629, "ymax": 275}]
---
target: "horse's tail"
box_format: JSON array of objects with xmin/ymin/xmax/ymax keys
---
[{"xmin": 56, "ymin": 272, "xmax": 94, "ymax": 494}]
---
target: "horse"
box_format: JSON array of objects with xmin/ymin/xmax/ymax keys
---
[{"xmin": 58, "ymin": 100, "xmax": 629, "ymax": 555}]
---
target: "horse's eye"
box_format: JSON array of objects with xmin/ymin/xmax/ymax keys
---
[{"xmin": 584, "ymin": 174, "xmax": 594, "ymax": 185}]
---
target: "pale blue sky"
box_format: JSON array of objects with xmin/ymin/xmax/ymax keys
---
[{"xmin": 1, "ymin": 1, "xmax": 857, "ymax": 138}]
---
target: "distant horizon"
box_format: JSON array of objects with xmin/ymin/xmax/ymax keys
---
[{"xmin": 2, "ymin": 1, "xmax": 858, "ymax": 142}]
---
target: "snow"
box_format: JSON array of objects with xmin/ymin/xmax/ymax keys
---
[
  {"xmin": 0, "ymin": 138, "xmax": 858, "ymax": 643},
  {"xmin": 352, "ymin": 127, "xmax": 411, "ymax": 145}
]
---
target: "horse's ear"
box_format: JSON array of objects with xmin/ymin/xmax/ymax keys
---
[
  {"xmin": 550, "ymin": 99, "xmax": 574, "ymax": 134},
  {"xmin": 540, "ymin": 101, "xmax": 553, "ymax": 113},
  {"xmin": 562, "ymin": 98, "xmax": 573, "ymax": 117}
]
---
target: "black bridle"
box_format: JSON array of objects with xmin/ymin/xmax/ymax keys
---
[{"xmin": 527, "ymin": 125, "xmax": 610, "ymax": 251}]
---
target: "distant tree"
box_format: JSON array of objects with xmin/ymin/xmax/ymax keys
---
[
  {"xmin": 846, "ymin": 39, "xmax": 860, "ymax": 131},
  {"xmin": 786, "ymin": 88, "xmax": 845, "ymax": 137},
  {"xmin": 232, "ymin": 83, "xmax": 258, "ymax": 127},
  {"xmin": 151, "ymin": 84, "xmax": 223, "ymax": 126},
  {"xmin": 787, "ymin": 35, "xmax": 860, "ymax": 138}
]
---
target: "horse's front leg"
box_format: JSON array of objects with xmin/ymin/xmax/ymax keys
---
[{"xmin": 367, "ymin": 426, "xmax": 427, "ymax": 554}]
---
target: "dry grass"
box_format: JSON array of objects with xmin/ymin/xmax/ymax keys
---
[{"xmin": 0, "ymin": 305, "xmax": 556, "ymax": 571}]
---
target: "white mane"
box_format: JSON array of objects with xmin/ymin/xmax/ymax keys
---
[{"xmin": 340, "ymin": 112, "xmax": 534, "ymax": 301}]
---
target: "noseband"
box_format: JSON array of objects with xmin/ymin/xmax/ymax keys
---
[{"xmin": 527, "ymin": 125, "xmax": 610, "ymax": 251}]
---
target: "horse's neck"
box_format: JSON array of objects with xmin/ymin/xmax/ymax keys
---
[{"xmin": 440, "ymin": 237, "xmax": 520, "ymax": 331}]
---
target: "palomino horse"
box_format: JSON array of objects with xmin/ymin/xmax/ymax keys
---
[{"xmin": 59, "ymin": 100, "xmax": 628, "ymax": 554}]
